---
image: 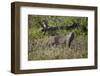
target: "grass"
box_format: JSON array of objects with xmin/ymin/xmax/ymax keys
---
[
  {"xmin": 28, "ymin": 35, "xmax": 87, "ymax": 60},
  {"xmin": 28, "ymin": 15, "xmax": 88, "ymax": 60}
]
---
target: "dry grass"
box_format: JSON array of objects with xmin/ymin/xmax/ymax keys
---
[{"xmin": 28, "ymin": 35, "xmax": 88, "ymax": 60}]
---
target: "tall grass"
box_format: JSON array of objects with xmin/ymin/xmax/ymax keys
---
[
  {"xmin": 28, "ymin": 15, "xmax": 88, "ymax": 60},
  {"xmin": 28, "ymin": 35, "xmax": 87, "ymax": 60}
]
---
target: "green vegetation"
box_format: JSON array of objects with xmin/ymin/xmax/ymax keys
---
[{"xmin": 28, "ymin": 15, "xmax": 88, "ymax": 60}]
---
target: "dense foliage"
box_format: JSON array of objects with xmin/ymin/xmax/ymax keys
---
[{"xmin": 28, "ymin": 15, "xmax": 88, "ymax": 39}]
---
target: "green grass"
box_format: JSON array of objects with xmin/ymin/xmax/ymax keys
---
[
  {"xmin": 28, "ymin": 35, "xmax": 87, "ymax": 60},
  {"xmin": 28, "ymin": 15, "xmax": 88, "ymax": 60}
]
